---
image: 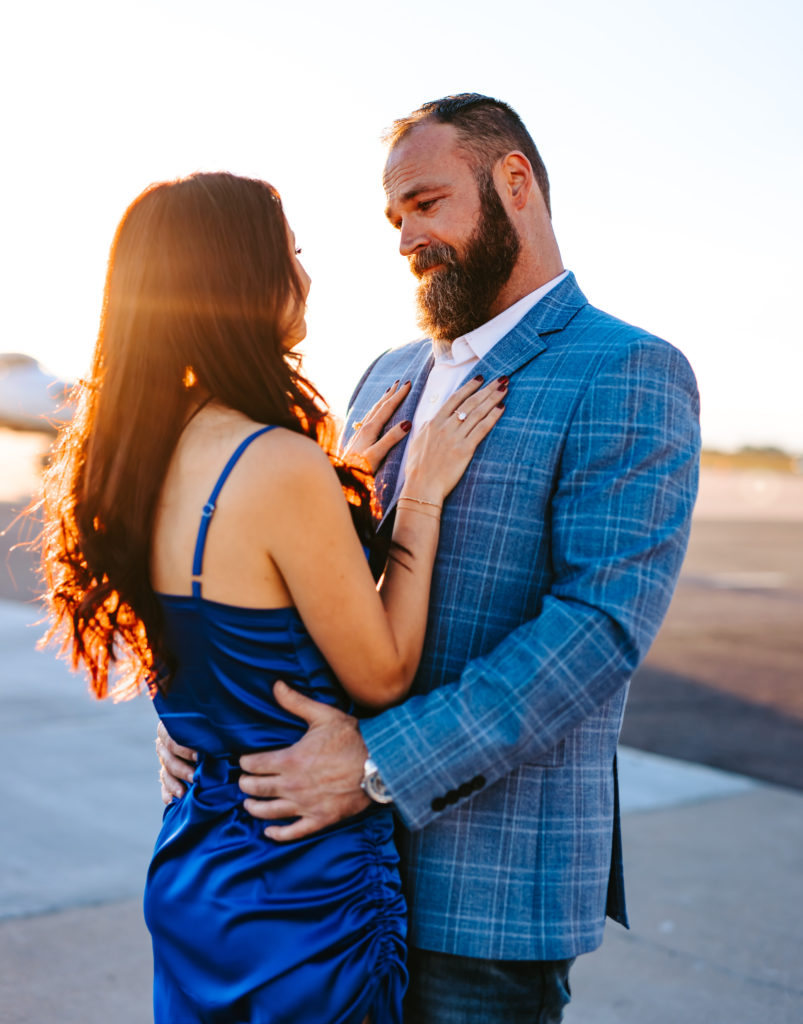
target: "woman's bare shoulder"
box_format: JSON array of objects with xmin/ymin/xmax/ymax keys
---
[
  {"xmin": 220, "ymin": 425, "xmax": 340, "ymax": 517},
  {"xmin": 249, "ymin": 425, "xmax": 333, "ymax": 478},
  {"xmin": 162, "ymin": 412, "xmax": 332, "ymax": 509}
]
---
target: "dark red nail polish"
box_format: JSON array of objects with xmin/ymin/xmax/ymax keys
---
[
  {"xmin": 474, "ymin": 374, "xmax": 484, "ymax": 382},
  {"xmin": 498, "ymin": 375, "xmax": 509, "ymax": 385},
  {"xmin": 497, "ymin": 381, "xmax": 508, "ymax": 391},
  {"xmin": 401, "ymin": 420, "xmax": 412, "ymax": 432},
  {"xmin": 404, "ymin": 380, "xmax": 412, "ymax": 387},
  {"xmin": 496, "ymin": 401, "xmax": 505, "ymax": 410}
]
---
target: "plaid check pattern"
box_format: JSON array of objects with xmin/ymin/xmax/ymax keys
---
[{"xmin": 349, "ymin": 274, "xmax": 701, "ymax": 960}]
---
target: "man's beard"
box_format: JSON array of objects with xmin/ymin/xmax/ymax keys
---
[{"xmin": 411, "ymin": 176, "xmax": 520, "ymax": 352}]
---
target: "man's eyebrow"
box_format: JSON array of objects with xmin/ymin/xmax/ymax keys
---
[{"xmin": 384, "ymin": 184, "xmax": 449, "ymax": 222}]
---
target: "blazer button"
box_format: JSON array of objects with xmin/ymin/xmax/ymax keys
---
[
  {"xmin": 431, "ymin": 796, "xmax": 447, "ymax": 812},
  {"xmin": 471, "ymin": 775, "xmax": 486, "ymax": 791},
  {"xmin": 444, "ymin": 790, "xmax": 459, "ymax": 805},
  {"xmin": 457, "ymin": 781, "xmax": 473, "ymax": 798}
]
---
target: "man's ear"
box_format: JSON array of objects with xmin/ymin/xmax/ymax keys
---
[{"xmin": 497, "ymin": 151, "xmax": 533, "ymax": 211}]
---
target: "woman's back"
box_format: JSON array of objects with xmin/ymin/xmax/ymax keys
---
[
  {"xmin": 151, "ymin": 405, "xmax": 296, "ymax": 610},
  {"xmin": 146, "ymin": 417, "xmax": 407, "ymax": 1023},
  {"xmin": 153, "ymin": 415, "xmax": 352, "ymax": 753}
]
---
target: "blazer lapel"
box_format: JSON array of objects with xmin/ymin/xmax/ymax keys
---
[
  {"xmin": 374, "ymin": 275, "xmax": 587, "ymax": 519},
  {"xmin": 463, "ymin": 272, "xmax": 588, "ymax": 386}
]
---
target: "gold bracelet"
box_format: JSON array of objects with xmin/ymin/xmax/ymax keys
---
[
  {"xmin": 398, "ymin": 495, "xmax": 442, "ymax": 510},
  {"xmin": 397, "ymin": 498, "xmax": 441, "ymax": 521}
]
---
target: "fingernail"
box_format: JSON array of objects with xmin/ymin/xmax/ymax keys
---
[
  {"xmin": 394, "ymin": 379, "xmax": 400, "ymax": 387},
  {"xmin": 497, "ymin": 401, "xmax": 505, "ymax": 410},
  {"xmin": 497, "ymin": 381, "xmax": 508, "ymax": 391},
  {"xmin": 474, "ymin": 374, "xmax": 484, "ymax": 382},
  {"xmin": 498, "ymin": 375, "xmax": 509, "ymax": 385},
  {"xmin": 404, "ymin": 380, "xmax": 411, "ymax": 387},
  {"xmin": 401, "ymin": 420, "xmax": 412, "ymax": 432}
]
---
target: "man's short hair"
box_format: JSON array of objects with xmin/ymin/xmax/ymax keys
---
[{"xmin": 383, "ymin": 93, "xmax": 551, "ymax": 217}]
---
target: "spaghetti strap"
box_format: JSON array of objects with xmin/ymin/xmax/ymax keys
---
[{"xmin": 191, "ymin": 425, "xmax": 276, "ymax": 597}]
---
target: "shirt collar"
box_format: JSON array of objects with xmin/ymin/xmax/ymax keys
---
[{"xmin": 438, "ymin": 270, "xmax": 570, "ymax": 367}]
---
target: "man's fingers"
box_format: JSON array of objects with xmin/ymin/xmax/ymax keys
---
[
  {"xmin": 159, "ymin": 766, "xmax": 186, "ymax": 803},
  {"xmin": 264, "ymin": 817, "xmax": 321, "ymax": 843},
  {"xmin": 157, "ymin": 719, "xmax": 198, "ymax": 764},
  {"xmin": 239, "ymin": 749, "xmax": 283, "ymax": 778},
  {"xmin": 241, "ymin": 797, "xmax": 297, "ymax": 820},
  {"xmin": 238, "ymin": 768, "xmax": 283, "ymax": 797},
  {"xmin": 156, "ymin": 735, "xmax": 196, "ymax": 785},
  {"xmin": 271, "ymin": 680, "xmax": 345, "ymax": 727}
]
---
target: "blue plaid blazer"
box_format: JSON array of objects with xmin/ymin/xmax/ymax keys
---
[{"xmin": 350, "ymin": 273, "xmax": 700, "ymax": 961}]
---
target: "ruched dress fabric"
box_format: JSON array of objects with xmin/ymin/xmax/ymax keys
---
[{"xmin": 144, "ymin": 426, "xmax": 407, "ymax": 1024}]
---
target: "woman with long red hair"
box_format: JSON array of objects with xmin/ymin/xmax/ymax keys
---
[{"xmin": 41, "ymin": 172, "xmax": 504, "ymax": 1023}]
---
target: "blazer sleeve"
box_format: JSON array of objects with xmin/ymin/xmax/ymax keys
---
[{"xmin": 359, "ymin": 336, "xmax": 701, "ymax": 830}]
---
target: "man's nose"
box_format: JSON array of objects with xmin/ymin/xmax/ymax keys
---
[{"xmin": 398, "ymin": 222, "xmax": 429, "ymax": 258}]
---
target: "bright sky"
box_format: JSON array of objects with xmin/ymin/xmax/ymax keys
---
[{"xmin": 2, "ymin": 0, "xmax": 801, "ymax": 451}]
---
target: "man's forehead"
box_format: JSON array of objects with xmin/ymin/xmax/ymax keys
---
[
  {"xmin": 385, "ymin": 121, "xmax": 457, "ymax": 164},
  {"xmin": 383, "ymin": 122, "xmax": 469, "ymax": 199}
]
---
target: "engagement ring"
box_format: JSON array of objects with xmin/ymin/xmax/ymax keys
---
[{"xmin": 456, "ymin": 411, "xmax": 467, "ymax": 422}]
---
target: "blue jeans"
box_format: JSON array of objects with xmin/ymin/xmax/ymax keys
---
[{"xmin": 404, "ymin": 948, "xmax": 575, "ymax": 1024}]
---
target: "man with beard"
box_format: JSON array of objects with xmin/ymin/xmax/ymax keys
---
[{"xmin": 159, "ymin": 94, "xmax": 700, "ymax": 1021}]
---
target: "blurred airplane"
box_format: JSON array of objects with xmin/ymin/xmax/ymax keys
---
[{"xmin": 0, "ymin": 353, "xmax": 72, "ymax": 433}]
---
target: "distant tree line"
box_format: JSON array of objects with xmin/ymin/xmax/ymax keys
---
[{"xmin": 701, "ymin": 446, "xmax": 801, "ymax": 473}]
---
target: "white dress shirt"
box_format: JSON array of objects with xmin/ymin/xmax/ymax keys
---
[{"xmin": 393, "ymin": 271, "xmax": 569, "ymax": 499}]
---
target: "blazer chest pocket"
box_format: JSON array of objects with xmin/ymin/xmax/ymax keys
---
[{"xmin": 523, "ymin": 738, "xmax": 566, "ymax": 768}]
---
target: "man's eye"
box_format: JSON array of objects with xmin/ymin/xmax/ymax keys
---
[{"xmin": 418, "ymin": 200, "xmax": 436, "ymax": 211}]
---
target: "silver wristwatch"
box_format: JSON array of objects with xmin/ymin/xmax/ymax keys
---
[{"xmin": 360, "ymin": 756, "xmax": 393, "ymax": 804}]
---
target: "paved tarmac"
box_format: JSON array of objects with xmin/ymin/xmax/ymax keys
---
[{"xmin": 2, "ymin": 596, "xmax": 802, "ymax": 1023}]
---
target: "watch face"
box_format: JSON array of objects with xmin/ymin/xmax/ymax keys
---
[
  {"xmin": 363, "ymin": 765, "xmax": 393, "ymax": 804},
  {"xmin": 371, "ymin": 774, "xmax": 389, "ymax": 799}
]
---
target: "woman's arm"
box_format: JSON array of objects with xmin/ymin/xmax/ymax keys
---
[{"xmin": 263, "ymin": 377, "xmax": 504, "ymax": 709}]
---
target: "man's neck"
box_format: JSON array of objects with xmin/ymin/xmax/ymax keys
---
[
  {"xmin": 487, "ymin": 212, "xmax": 566, "ymax": 318},
  {"xmin": 489, "ymin": 252, "xmax": 565, "ymax": 320}
]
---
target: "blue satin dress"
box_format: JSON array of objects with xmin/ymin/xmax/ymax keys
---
[{"xmin": 144, "ymin": 426, "xmax": 407, "ymax": 1024}]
